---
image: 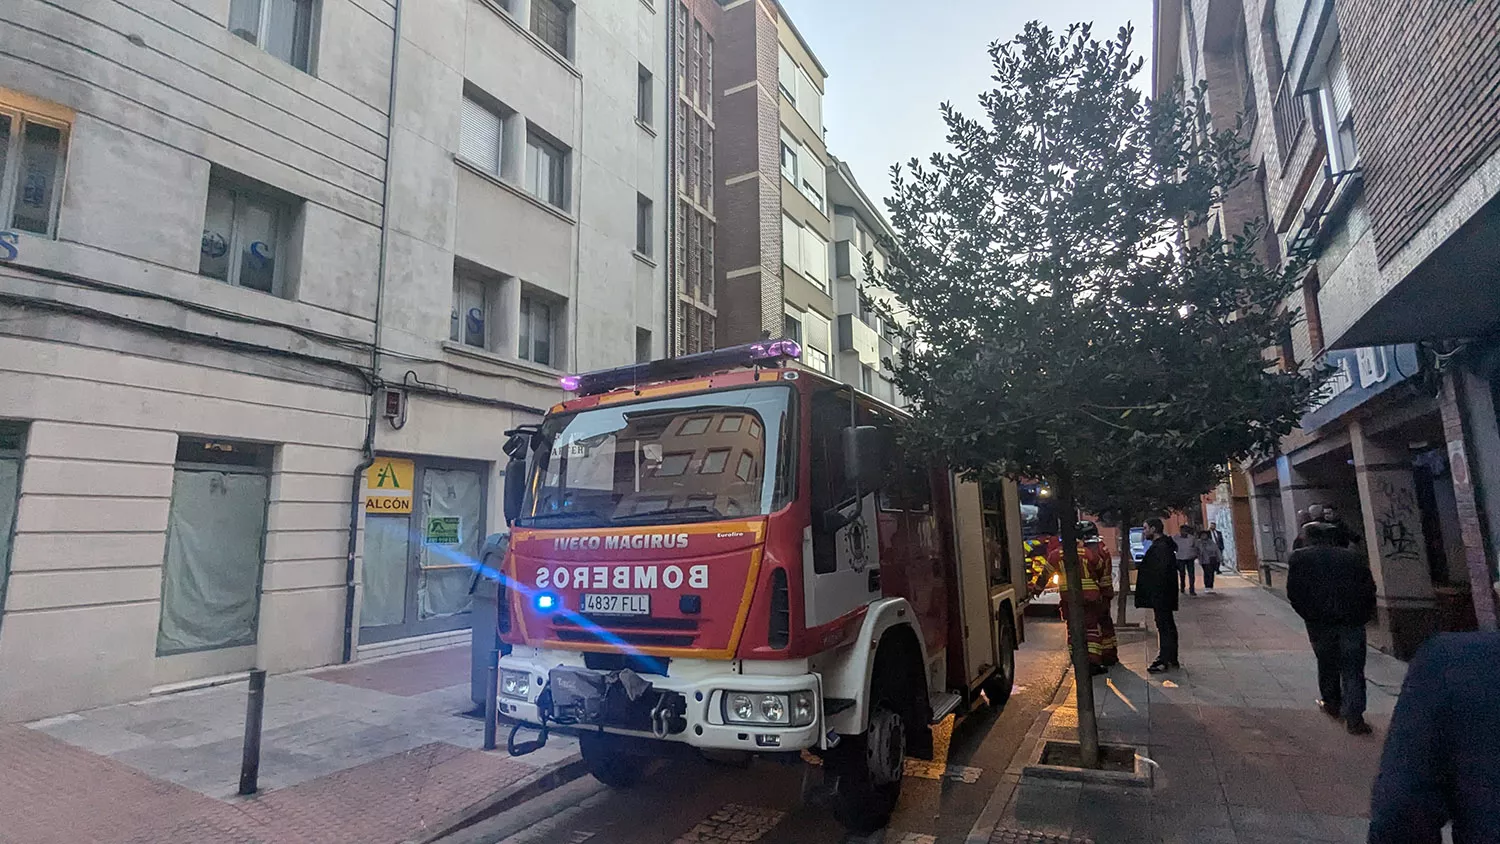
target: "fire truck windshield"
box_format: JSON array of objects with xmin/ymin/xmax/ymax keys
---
[{"xmin": 516, "ymin": 385, "xmax": 793, "ymax": 528}]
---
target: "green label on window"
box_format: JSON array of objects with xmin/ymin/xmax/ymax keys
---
[{"xmin": 425, "ymin": 517, "xmax": 461, "ymax": 545}]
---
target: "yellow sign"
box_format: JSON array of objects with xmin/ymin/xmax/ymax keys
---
[{"xmin": 365, "ymin": 457, "xmax": 414, "ymax": 514}]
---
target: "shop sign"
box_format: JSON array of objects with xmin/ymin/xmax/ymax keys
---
[
  {"xmin": 425, "ymin": 516, "xmax": 461, "ymax": 545},
  {"xmin": 0, "ymin": 231, "xmax": 19, "ymax": 261},
  {"xmin": 1302, "ymin": 344, "xmax": 1420, "ymax": 432},
  {"xmin": 364, "ymin": 457, "xmax": 414, "ymax": 514}
]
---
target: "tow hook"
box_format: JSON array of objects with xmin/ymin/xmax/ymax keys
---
[{"xmin": 507, "ymin": 720, "xmax": 549, "ymax": 757}]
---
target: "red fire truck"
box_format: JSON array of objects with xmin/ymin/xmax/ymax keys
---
[{"xmin": 494, "ymin": 340, "xmax": 1028, "ymax": 833}]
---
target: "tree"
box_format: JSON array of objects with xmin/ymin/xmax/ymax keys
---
[{"xmin": 875, "ymin": 22, "xmax": 1317, "ymax": 767}]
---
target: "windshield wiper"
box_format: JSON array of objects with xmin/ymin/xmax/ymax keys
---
[
  {"xmin": 611, "ymin": 505, "xmax": 726, "ymax": 526},
  {"xmin": 515, "ymin": 510, "xmax": 609, "ymax": 527}
]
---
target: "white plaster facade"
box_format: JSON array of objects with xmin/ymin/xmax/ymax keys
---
[{"xmin": 0, "ymin": 0, "xmax": 667, "ymax": 721}]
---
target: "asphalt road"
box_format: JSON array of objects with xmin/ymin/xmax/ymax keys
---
[{"xmin": 443, "ymin": 616, "xmax": 1070, "ymax": 844}]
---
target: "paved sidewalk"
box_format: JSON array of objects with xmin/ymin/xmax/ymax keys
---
[
  {"xmin": 1, "ymin": 646, "xmax": 580, "ymax": 844},
  {"xmin": 972, "ymin": 572, "xmax": 1409, "ymax": 844}
]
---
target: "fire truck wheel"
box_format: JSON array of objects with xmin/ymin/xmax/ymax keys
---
[
  {"xmin": 983, "ymin": 618, "xmax": 1018, "ymax": 708},
  {"xmin": 828, "ymin": 703, "xmax": 905, "ymax": 835},
  {"xmin": 579, "ymin": 733, "xmax": 642, "ymax": 789}
]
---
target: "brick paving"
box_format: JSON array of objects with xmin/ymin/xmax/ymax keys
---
[
  {"xmin": 984, "ymin": 573, "xmax": 1408, "ymax": 844},
  {"xmin": 1, "ymin": 646, "xmax": 579, "ymax": 844}
]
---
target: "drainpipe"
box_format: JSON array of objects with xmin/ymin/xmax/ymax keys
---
[{"xmin": 344, "ymin": 0, "xmax": 404, "ymax": 664}]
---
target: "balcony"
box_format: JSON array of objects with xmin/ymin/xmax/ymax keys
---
[
  {"xmin": 837, "ymin": 313, "xmax": 880, "ymax": 367},
  {"xmin": 1271, "ymin": 74, "xmax": 1306, "ymax": 165}
]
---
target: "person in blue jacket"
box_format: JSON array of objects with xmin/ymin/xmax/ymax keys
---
[{"xmin": 1367, "ymin": 631, "xmax": 1500, "ymax": 843}]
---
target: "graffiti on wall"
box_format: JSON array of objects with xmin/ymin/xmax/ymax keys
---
[{"xmin": 1374, "ymin": 477, "xmax": 1420, "ymax": 561}]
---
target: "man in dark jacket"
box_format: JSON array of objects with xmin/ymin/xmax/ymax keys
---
[
  {"xmin": 1286, "ymin": 522, "xmax": 1377, "ymax": 734},
  {"xmin": 1135, "ymin": 518, "xmax": 1180, "ymax": 673},
  {"xmin": 1368, "ymin": 632, "xmax": 1500, "ymax": 843}
]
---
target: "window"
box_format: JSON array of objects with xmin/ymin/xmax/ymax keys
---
[
  {"xmin": 657, "ymin": 453, "xmax": 691, "ymax": 477},
  {"xmin": 804, "ymin": 310, "xmax": 832, "ymax": 374},
  {"xmin": 860, "ymin": 365, "xmax": 874, "ymax": 394},
  {"xmin": 782, "ymin": 214, "xmax": 802, "ymax": 273},
  {"xmin": 228, "ymin": 0, "xmax": 316, "ymax": 72},
  {"xmin": 981, "ymin": 483, "xmax": 1012, "ymax": 585},
  {"xmin": 519, "ymin": 292, "xmax": 559, "ymax": 367},
  {"xmin": 200, "ymin": 174, "xmax": 295, "ymax": 296},
  {"xmin": 526, "ymin": 132, "xmax": 568, "ymax": 209},
  {"xmin": 735, "ymin": 452, "xmax": 755, "ymax": 482},
  {"xmin": 450, "ymin": 273, "xmax": 497, "ymax": 350},
  {"xmin": 531, "ymin": 0, "xmax": 571, "ymax": 56},
  {"xmin": 0, "ymin": 108, "xmax": 68, "ymax": 237},
  {"xmin": 801, "ymin": 228, "xmax": 829, "ymax": 291},
  {"xmin": 636, "ymin": 327, "xmax": 653, "ymax": 363},
  {"xmin": 679, "ymin": 417, "xmax": 712, "ymax": 436},
  {"xmin": 802, "ymin": 164, "xmax": 826, "ymax": 215},
  {"xmin": 778, "ymin": 48, "xmax": 798, "ymax": 103},
  {"xmin": 1315, "ymin": 44, "xmax": 1358, "ymax": 172},
  {"xmin": 636, "ymin": 193, "xmax": 654, "ymax": 257},
  {"xmin": 637, "ymin": 65, "xmax": 654, "ymax": 126},
  {"xmin": 157, "ymin": 437, "xmax": 272, "ymax": 655},
  {"xmin": 783, "ymin": 307, "xmax": 803, "ymax": 345},
  {"xmin": 780, "ymin": 137, "xmax": 799, "ymax": 184},
  {"xmin": 458, "ymin": 95, "xmax": 506, "ymax": 176},
  {"xmin": 794, "ymin": 67, "xmax": 823, "ymax": 137},
  {"xmin": 719, "ymin": 416, "xmax": 742, "ymax": 433},
  {"xmin": 701, "ymin": 449, "xmax": 730, "ymax": 474},
  {"xmin": 0, "ymin": 421, "xmax": 26, "ymax": 598}
]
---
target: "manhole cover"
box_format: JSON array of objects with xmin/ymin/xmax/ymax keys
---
[{"xmin": 990, "ymin": 830, "xmax": 1094, "ymax": 843}]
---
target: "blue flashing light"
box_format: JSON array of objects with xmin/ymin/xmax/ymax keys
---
[{"xmin": 535, "ymin": 593, "xmax": 558, "ymax": 611}]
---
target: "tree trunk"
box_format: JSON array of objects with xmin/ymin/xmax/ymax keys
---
[
  {"xmin": 1055, "ymin": 469, "xmax": 1100, "ymax": 769},
  {"xmin": 1116, "ymin": 509, "xmax": 1133, "ymax": 628}
]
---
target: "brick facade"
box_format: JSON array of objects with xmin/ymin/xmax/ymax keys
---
[
  {"xmin": 1335, "ymin": 0, "xmax": 1500, "ymax": 266},
  {"xmin": 712, "ymin": 0, "xmax": 785, "ymax": 347}
]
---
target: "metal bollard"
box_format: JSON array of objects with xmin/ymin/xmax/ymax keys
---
[
  {"xmin": 483, "ymin": 649, "xmax": 499, "ymax": 751},
  {"xmin": 239, "ymin": 669, "xmax": 266, "ymax": 796}
]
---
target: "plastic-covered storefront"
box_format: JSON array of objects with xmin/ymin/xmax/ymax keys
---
[{"xmin": 359, "ymin": 455, "xmax": 487, "ymax": 644}]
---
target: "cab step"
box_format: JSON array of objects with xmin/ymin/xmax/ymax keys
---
[{"xmin": 929, "ymin": 692, "xmax": 963, "ymax": 723}]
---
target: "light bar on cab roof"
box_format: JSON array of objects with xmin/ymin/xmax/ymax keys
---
[{"xmin": 560, "ymin": 339, "xmax": 802, "ymax": 397}]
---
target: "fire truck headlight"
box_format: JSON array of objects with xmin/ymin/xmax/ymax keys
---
[
  {"xmin": 729, "ymin": 693, "xmax": 755, "ymax": 722},
  {"xmin": 722, "ymin": 690, "xmax": 816, "ymax": 727},
  {"xmin": 760, "ymin": 695, "xmax": 786, "ymax": 723},
  {"xmin": 500, "ymin": 670, "xmax": 530, "ymax": 700},
  {"xmin": 791, "ymin": 691, "xmax": 815, "ymax": 726}
]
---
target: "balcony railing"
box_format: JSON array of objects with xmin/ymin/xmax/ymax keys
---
[{"xmin": 1271, "ymin": 74, "xmax": 1306, "ymax": 165}]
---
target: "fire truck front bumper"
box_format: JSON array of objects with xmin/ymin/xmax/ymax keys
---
[{"xmin": 496, "ymin": 650, "xmax": 826, "ymax": 753}]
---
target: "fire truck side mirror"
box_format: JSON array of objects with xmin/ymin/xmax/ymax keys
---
[
  {"xmin": 842, "ymin": 425, "xmax": 884, "ymax": 495},
  {"xmin": 503, "ymin": 434, "xmax": 530, "ymax": 526}
]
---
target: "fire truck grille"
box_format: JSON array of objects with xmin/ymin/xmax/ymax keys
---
[{"xmin": 554, "ymin": 628, "xmax": 698, "ymax": 648}]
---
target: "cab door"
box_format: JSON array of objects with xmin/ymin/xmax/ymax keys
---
[{"xmin": 803, "ymin": 387, "xmax": 882, "ymax": 629}]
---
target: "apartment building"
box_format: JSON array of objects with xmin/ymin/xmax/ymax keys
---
[
  {"xmin": 1155, "ymin": 0, "xmax": 1499, "ymax": 656},
  {"xmin": 713, "ymin": 0, "xmax": 838, "ymax": 378},
  {"xmin": 829, "ymin": 156, "xmax": 906, "ymax": 407},
  {"xmin": 0, "ymin": 0, "xmax": 667, "ymax": 720}
]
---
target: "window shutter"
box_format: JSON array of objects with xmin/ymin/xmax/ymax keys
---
[
  {"xmin": 459, "ymin": 97, "xmax": 501, "ymax": 174},
  {"xmin": 797, "ymin": 69, "xmax": 822, "ymax": 135},
  {"xmin": 782, "ymin": 214, "xmax": 801, "ymax": 273},
  {"xmin": 778, "ymin": 48, "xmax": 797, "ymax": 100}
]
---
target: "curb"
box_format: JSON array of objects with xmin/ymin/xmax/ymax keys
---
[
  {"xmin": 964, "ymin": 664, "xmax": 1076, "ymax": 844},
  {"xmin": 416, "ymin": 752, "xmax": 589, "ymax": 844}
]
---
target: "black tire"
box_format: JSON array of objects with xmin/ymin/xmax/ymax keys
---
[
  {"xmin": 579, "ymin": 733, "xmax": 642, "ymax": 789},
  {"xmin": 827, "ymin": 703, "xmax": 905, "ymax": 835},
  {"xmin": 983, "ymin": 617, "xmax": 1017, "ymax": 709}
]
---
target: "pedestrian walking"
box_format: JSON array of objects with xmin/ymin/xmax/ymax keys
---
[
  {"xmin": 1136, "ymin": 518, "xmax": 1180, "ymax": 673},
  {"xmin": 1175, "ymin": 523, "xmax": 1198, "ymax": 595},
  {"xmin": 1285, "ymin": 522, "xmax": 1377, "ymax": 735},
  {"xmin": 1368, "ymin": 632, "xmax": 1500, "ymax": 844},
  {"xmin": 1292, "ymin": 508, "xmax": 1312, "ymax": 550},
  {"xmin": 1210, "ymin": 525, "xmax": 1228, "ymax": 572},
  {"xmin": 1055, "ymin": 522, "xmax": 1118, "ymax": 674},
  {"xmin": 1321, "ymin": 505, "xmax": 1361, "ymax": 549},
  {"xmin": 1195, "ymin": 529, "xmax": 1220, "ymax": 592}
]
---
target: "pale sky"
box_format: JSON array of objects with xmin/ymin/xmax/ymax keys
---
[{"xmin": 777, "ymin": 0, "xmax": 1155, "ymax": 209}]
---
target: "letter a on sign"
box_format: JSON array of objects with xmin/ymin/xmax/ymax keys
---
[{"xmin": 365, "ymin": 457, "xmax": 415, "ymax": 514}]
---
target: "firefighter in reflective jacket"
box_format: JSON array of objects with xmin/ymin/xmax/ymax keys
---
[{"xmin": 1051, "ymin": 522, "xmax": 1118, "ymax": 674}]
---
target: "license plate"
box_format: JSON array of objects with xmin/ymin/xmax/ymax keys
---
[{"xmin": 581, "ymin": 593, "xmax": 651, "ymax": 616}]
